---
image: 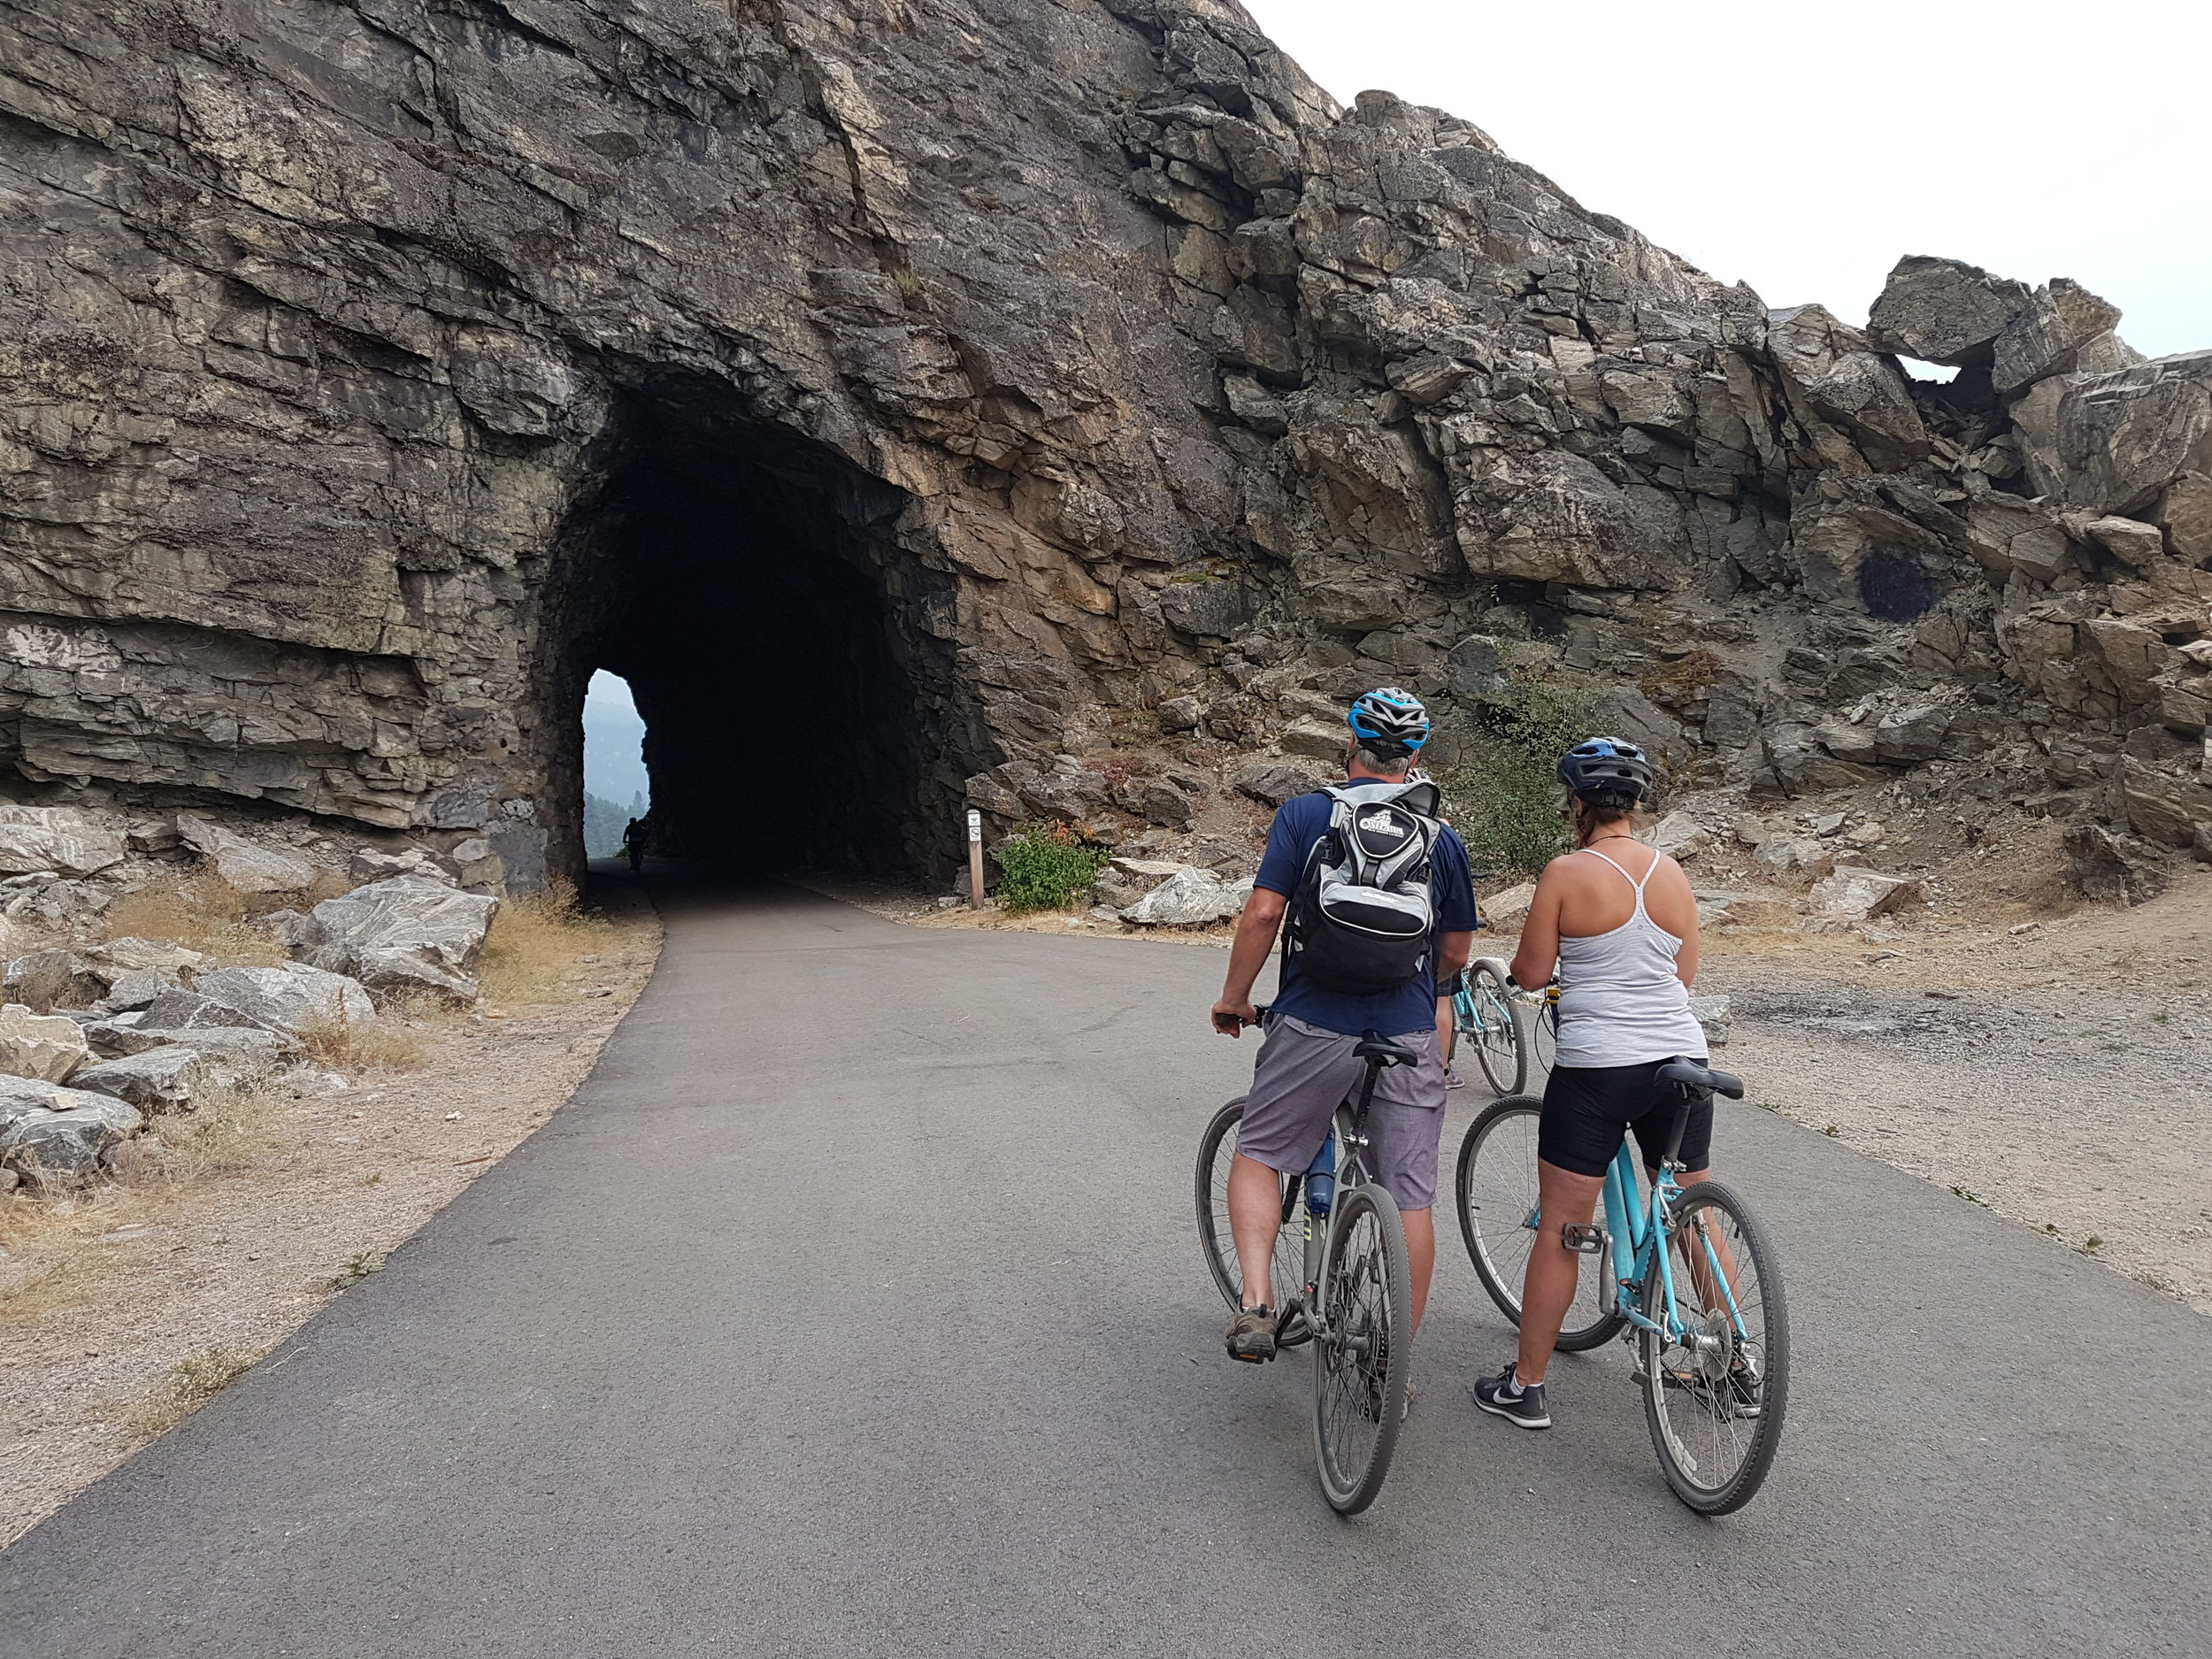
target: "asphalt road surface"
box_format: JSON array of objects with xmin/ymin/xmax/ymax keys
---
[{"xmin": 5, "ymin": 877, "xmax": 2208, "ymax": 1657}]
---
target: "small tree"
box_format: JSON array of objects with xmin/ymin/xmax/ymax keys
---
[{"xmin": 1438, "ymin": 670, "xmax": 1601, "ymax": 879}]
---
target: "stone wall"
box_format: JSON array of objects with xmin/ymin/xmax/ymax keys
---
[{"xmin": 2, "ymin": 0, "xmax": 2205, "ymax": 888}]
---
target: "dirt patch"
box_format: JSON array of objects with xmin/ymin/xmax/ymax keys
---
[{"xmin": 0, "ymin": 878, "xmax": 661, "ymax": 1547}]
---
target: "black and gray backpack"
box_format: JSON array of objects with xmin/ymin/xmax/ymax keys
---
[{"xmin": 1280, "ymin": 780, "xmax": 1443, "ymax": 997}]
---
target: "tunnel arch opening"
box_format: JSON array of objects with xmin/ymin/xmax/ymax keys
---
[{"xmin": 538, "ymin": 374, "xmax": 982, "ymax": 887}]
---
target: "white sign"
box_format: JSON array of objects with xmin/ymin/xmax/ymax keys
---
[{"xmin": 966, "ymin": 809, "xmax": 982, "ymax": 843}]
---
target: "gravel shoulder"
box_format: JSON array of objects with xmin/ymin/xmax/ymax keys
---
[
  {"xmin": 0, "ymin": 879, "xmax": 661, "ymax": 1545},
  {"xmin": 1697, "ymin": 867, "xmax": 2212, "ymax": 1317}
]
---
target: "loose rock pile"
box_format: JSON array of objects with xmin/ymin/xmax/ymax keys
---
[{"xmin": 0, "ymin": 835, "xmax": 497, "ymax": 1193}]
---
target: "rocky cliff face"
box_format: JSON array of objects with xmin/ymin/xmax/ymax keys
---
[{"xmin": 3, "ymin": 0, "xmax": 2206, "ymax": 892}]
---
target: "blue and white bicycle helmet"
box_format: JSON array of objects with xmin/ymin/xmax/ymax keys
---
[
  {"xmin": 1557, "ymin": 736, "xmax": 1654, "ymax": 802},
  {"xmin": 1348, "ymin": 687, "xmax": 1430, "ymax": 757}
]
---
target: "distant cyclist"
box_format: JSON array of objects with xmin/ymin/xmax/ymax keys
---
[
  {"xmin": 1211, "ymin": 690, "xmax": 1477, "ymax": 1377},
  {"xmin": 1471, "ymin": 738, "xmax": 1710, "ymax": 1431}
]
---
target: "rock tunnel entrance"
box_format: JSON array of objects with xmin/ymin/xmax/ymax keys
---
[{"xmin": 539, "ymin": 377, "xmax": 977, "ymax": 887}]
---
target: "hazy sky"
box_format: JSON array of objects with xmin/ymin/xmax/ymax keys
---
[
  {"xmin": 1243, "ymin": 0, "xmax": 2209, "ymax": 358},
  {"xmin": 583, "ymin": 672, "xmax": 650, "ymax": 807}
]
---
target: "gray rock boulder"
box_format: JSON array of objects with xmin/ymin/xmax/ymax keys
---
[
  {"xmin": 1479, "ymin": 880, "xmax": 1539, "ymax": 931},
  {"xmin": 1233, "ymin": 764, "xmax": 1325, "ymax": 810},
  {"xmin": 175, "ymin": 814, "xmax": 318, "ymax": 895},
  {"xmin": 1992, "ymin": 279, "xmax": 2130, "ymax": 395},
  {"xmin": 86, "ymin": 1022, "xmax": 286, "ymax": 1075},
  {"xmin": 97, "ymin": 966, "xmax": 178, "ymax": 1012},
  {"xmin": 2058, "ymin": 350, "xmax": 2212, "ymax": 516},
  {"xmin": 1119, "ymin": 867, "xmax": 1251, "ymax": 926},
  {"xmin": 0, "ymin": 1002, "xmax": 92, "ymax": 1082},
  {"xmin": 1865, "ymin": 256, "xmax": 2032, "ymax": 364},
  {"xmin": 136, "ymin": 987, "xmax": 280, "ymax": 1033},
  {"xmin": 1110, "ymin": 773, "xmax": 1201, "ymax": 829},
  {"xmin": 1093, "ymin": 856, "xmax": 1188, "ymax": 911},
  {"xmin": 287, "ymin": 877, "xmax": 497, "ymax": 1002},
  {"xmin": 1806, "ymin": 866, "xmax": 1923, "ymax": 922},
  {"xmin": 0, "ymin": 1085, "xmax": 143, "ymax": 1185},
  {"xmin": 0, "ymin": 807, "xmax": 127, "ymax": 878},
  {"xmin": 1688, "ymin": 995, "xmax": 1732, "ymax": 1048},
  {"xmin": 192, "ymin": 964, "xmax": 377, "ymax": 1036},
  {"xmin": 69, "ymin": 1046, "xmax": 208, "ymax": 1114},
  {"xmin": 88, "ymin": 937, "xmax": 210, "ymax": 981},
  {"xmin": 2062, "ymin": 821, "xmax": 2168, "ymax": 905}
]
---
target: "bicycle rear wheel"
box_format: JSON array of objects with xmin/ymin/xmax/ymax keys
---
[
  {"xmin": 1195, "ymin": 1097, "xmax": 1309, "ymax": 1340},
  {"xmin": 1638, "ymin": 1179, "xmax": 1789, "ymax": 1515},
  {"xmin": 1454, "ymin": 1097, "xmax": 1623, "ymax": 1350},
  {"xmin": 1459, "ymin": 960, "xmax": 1526, "ymax": 1095},
  {"xmin": 1311, "ymin": 1185, "xmax": 1411, "ymax": 1514}
]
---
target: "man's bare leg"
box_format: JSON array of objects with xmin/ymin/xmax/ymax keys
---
[
  {"xmin": 1402, "ymin": 1205, "xmax": 1435, "ymax": 1333},
  {"xmin": 1226, "ymin": 1151, "xmax": 1286, "ymax": 1308}
]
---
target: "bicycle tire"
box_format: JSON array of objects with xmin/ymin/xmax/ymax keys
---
[
  {"xmin": 1310, "ymin": 1184, "xmax": 1411, "ymax": 1515},
  {"xmin": 1638, "ymin": 1179, "xmax": 1789, "ymax": 1515},
  {"xmin": 1528, "ymin": 996, "xmax": 1558, "ymax": 1078},
  {"xmin": 1195, "ymin": 1097, "xmax": 1309, "ymax": 1336},
  {"xmin": 1461, "ymin": 959, "xmax": 1527, "ymax": 1095},
  {"xmin": 1453, "ymin": 1097, "xmax": 1624, "ymax": 1351}
]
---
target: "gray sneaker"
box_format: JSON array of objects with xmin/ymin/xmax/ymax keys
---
[
  {"xmin": 1471, "ymin": 1362, "xmax": 1551, "ymax": 1429},
  {"xmin": 1225, "ymin": 1303, "xmax": 1279, "ymax": 1363}
]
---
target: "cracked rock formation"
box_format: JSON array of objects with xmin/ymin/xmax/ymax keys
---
[{"xmin": 2, "ymin": 0, "xmax": 2208, "ymax": 890}]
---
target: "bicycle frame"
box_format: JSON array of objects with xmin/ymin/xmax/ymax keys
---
[
  {"xmin": 1297, "ymin": 1077, "xmax": 1389, "ymax": 1339},
  {"xmin": 1594, "ymin": 1139, "xmax": 1750, "ymax": 1344}
]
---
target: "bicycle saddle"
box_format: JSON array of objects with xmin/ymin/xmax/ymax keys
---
[
  {"xmin": 1656, "ymin": 1059, "xmax": 1744, "ymax": 1099},
  {"xmin": 1354, "ymin": 1032, "xmax": 1421, "ymax": 1068}
]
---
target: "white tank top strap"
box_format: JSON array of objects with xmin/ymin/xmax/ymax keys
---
[{"xmin": 1578, "ymin": 843, "xmax": 1658, "ymax": 905}]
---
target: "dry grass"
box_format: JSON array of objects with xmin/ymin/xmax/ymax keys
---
[
  {"xmin": 293, "ymin": 997, "xmax": 449, "ymax": 1074},
  {"xmin": 477, "ymin": 879, "xmax": 634, "ymax": 1003},
  {"xmin": 0, "ymin": 1080, "xmax": 303, "ymax": 1325},
  {"xmin": 111, "ymin": 1343, "xmax": 264, "ymax": 1435},
  {"xmin": 99, "ymin": 868, "xmax": 343, "ymax": 966}
]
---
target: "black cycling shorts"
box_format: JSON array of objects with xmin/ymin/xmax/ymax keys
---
[{"xmin": 1537, "ymin": 1059, "xmax": 1712, "ymax": 1179}]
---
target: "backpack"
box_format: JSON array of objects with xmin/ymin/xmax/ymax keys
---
[{"xmin": 1279, "ymin": 780, "xmax": 1443, "ymax": 997}]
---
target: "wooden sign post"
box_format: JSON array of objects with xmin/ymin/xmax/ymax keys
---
[{"xmin": 966, "ymin": 809, "xmax": 986, "ymax": 910}]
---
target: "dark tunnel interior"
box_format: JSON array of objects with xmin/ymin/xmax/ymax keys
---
[{"xmin": 546, "ymin": 381, "xmax": 973, "ymax": 883}]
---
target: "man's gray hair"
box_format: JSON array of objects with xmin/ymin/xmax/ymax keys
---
[{"xmin": 1351, "ymin": 740, "xmax": 1412, "ymax": 775}]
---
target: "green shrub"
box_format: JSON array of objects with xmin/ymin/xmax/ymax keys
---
[
  {"xmin": 993, "ymin": 822, "xmax": 1109, "ymax": 913},
  {"xmin": 1437, "ymin": 669, "xmax": 1599, "ymax": 879}
]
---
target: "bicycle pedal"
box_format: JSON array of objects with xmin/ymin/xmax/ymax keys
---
[{"xmin": 1561, "ymin": 1223, "xmax": 1606, "ymax": 1255}]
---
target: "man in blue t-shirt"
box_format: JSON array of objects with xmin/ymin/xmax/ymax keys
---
[{"xmin": 1210, "ymin": 689, "xmax": 1477, "ymax": 1370}]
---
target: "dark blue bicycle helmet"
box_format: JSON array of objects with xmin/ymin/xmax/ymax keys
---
[
  {"xmin": 1558, "ymin": 735, "xmax": 1654, "ymax": 800},
  {"xmin": 1348, "ymin": 687, "xmax": 1430, "ymax": 756}
]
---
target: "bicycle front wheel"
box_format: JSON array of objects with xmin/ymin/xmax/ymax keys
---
[
  {"xmin": 1311, "ymin": 1185, "xmax": 1411, "ymax": 1515},
  {"xmin": 1638, "ymin": 1179, "xmax": 1790, "ymax": 1515},
  {"xmin": 1460, "ymin": 960, "xmax": 1526, "ymax": 1095},
  {"xmin": 1528, "ymin": 996, "xmax": 1558, "ymax": 1078},
  {"xmin": 1454, "ymin": 1097, "xmax": 1623, "ymax": 1350},
  {"xmin": 1195, "ymin": 1097, "xmax": 1308, "ymax": 1335}
]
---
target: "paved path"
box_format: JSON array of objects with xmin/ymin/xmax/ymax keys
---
[{"xmin": 5, "ymin": 879, "xmax": 2207, "ymax": 1658}]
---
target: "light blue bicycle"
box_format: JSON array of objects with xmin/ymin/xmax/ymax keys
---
[{"xmin": 1455, "ymin": 1060, "xmax": 1789, "ymax": 1514}]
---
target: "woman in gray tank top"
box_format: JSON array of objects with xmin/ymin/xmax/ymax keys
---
[{"xmin": 1471, "ymin": 738, "xmax": 1717, "ymax": 1433}]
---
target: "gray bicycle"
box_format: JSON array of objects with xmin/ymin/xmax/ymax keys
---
[{"xmin": 1197, "ymin": 1023, "xmax": 1417, "ymax": 1514}]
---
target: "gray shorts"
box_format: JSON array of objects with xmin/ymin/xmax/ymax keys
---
[{"xmin": 1235, "ymin": 1014, "xmax": 1448, "ymax": 1210}]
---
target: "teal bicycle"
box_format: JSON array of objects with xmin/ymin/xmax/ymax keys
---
[
  {"xmin": 1454, "ymin": 1061, "xmax": 1789, "ymax": 1514},
  {"xmin": 1450, "ymin": 957, "xmax": 1529, "ymax": 1094}
]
